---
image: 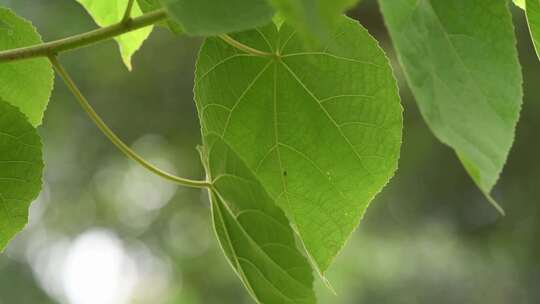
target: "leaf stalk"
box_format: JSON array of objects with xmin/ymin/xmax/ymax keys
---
[
  {"xmin": 121, "ymin": 0, "xmax": 137, "ymax": 23},
  {"xmin": 49, "ymin": 55, "xmax": 211, "ymax": 190},
  {"xmin": 219, "ymin": 34, "xmax": 275, "ymax": 57}
]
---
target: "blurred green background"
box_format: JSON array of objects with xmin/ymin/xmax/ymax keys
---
[{"xmin": 1, "ymin": 0, "xmax": 539, "ymax": 303}]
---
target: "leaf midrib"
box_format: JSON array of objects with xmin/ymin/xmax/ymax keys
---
[
  {"xmin": 206, "ymin": 41, "xmax": 391, "ymax": 270},
  {"xmin": 211, "ymin": 180, "xmax": 314, "ymax": 299}
]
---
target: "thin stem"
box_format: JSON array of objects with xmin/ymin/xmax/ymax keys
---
[
  {"xmin": 122, "ymin": 0, "xmax": 136, "ymax": 23},
  {"xmin": 0, "ymin": 9, "xmax": 167, "ymax": 63},
  {"xmin": 49, "ymin": 55, "xmax": 211, "ymax": 189},
  {"xmin": 219, "ymin": 34, "xmax": 275, "ymax": 57}
]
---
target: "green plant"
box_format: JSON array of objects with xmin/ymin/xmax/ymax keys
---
[{"xmin": 0, "ymin": 0, "xmax": 535, "ymax": 302}]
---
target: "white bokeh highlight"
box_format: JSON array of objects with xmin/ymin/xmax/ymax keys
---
[{"xmin": 61, "ymin": 230, "xmax": 137, "ymax": 304}]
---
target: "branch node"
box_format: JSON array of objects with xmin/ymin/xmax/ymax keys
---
[{"xmin": 0, "ymin": 9, "xmax": 167, "ymax": 63}]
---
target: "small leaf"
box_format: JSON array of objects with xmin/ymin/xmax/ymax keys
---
[
  {"xmin": 136, "ymin": 0, "xmax": 183, "ymax": 34},
  {"xmin": 515, "ymin": 0, "xmax": 525, "ymax": 9},
  {"xmin": 267, "ymin": 0, "xmax": 359, "ymax": 41},
  {"xmin": 195, "ymin": 17, "xmax": 402, "ymax": 273},
  {"xmin": 161, "ymin": 0, "xmax": 274, "ymax": 35},
  {"xmin": 76, "ymin": 0, "xmax": 153, "ymax": 70},
  {"xmin": 379, "ymin": 0, "xmax": 522, "ymax": 211},
  {"xmin": 0, "ymin": 99, "xmax": 43, "ymax": 251},
  {"xmin": 0, "ymin": 7, "xmax": 54, "ymax": 126},
  {"xmin": 526, "ymin": 0, "xmax": 540, "ymax": 59},
  {"xmin": 203, "ymin": 135, "xmax": 315, "ymax": 304}
]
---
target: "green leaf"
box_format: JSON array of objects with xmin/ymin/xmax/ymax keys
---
[
  {"xmin": 515, "ymin": 0, "xmax": 525, "ymax": 9},
  {"xmin": 267, "ymin": 0, "xmax": 359, "ymax": 41},
  {"xmin": 0, "ymin": 99, "xmax": 43, "ymax": 251},
  {"xmin": 136, "ymin": 0, "xmax": 183, "ymax": 34},
  {"xmin": 379, "ymin": 0, "xmax": 522, "ymax": 212},
  {"xmin": 161, "ymin": 0, "xmax": 274, "ymax": 35},
  {"xmin": 526, "ymin": 0, "xmax": 540, "ymax": 59},
  {"xmin": 202, "ymin": 135, "xmax": 315, "ymax": 304},
  {"xmin": 195, "ymin": 17, "xmax": 402, "ymax": 273},
  {"xmin": 137, "ymin": 0, "xmax": 162, "ymax": 12},
  {"xmin": 76, "ymin": 0, "xmax": 153, "ymax": 70},
  {"xmin": 0, "ymin": 7, "xmax": 54, "ymax": 127}
]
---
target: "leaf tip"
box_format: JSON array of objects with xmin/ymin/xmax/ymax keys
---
[
  {"xmin": 321, "ymin": 276, "xmax": 337, "ymax": 295},
  {"xmin": 484, "ymin": 193, "xmax": 506, "ymax": 217},
  {"xmin": 122, "ymin": 56, "xmax": 133, "ymax": 71}
]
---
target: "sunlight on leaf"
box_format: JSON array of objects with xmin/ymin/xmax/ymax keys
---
[
  {"xmin": 0, "ymin": 7, "xmax": 54, "ymax": 126},
  {"xmin": 76, "ymin": 0, "xmax": 153, "ymax": 70},
  {"xmin": 195, "ymin": 16, "xmax": 402, "ymax": 275},
  {"xmin": 202, "ymin": 135, "xmax": 316, "ymax": 304}
]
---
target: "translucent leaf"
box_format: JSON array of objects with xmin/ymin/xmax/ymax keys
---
[
  {"xmin": 526, "ymin": 0, "xmax": 540, "ymax": 59},
  {"xmin": 202, "ymin": 135, "xmax": 315, "ymax": 304},
  {"xmin": 76, "ymin": 0, "xmax": 153, "ymax": 70},
  {"xmin": 0, "ymin": 99, "xmax": 43, "ymax": 251},
  {"xmin": 0, "ymin": 7, "xmax": 54, "ymax": 126},
  {"xmin": 515, "ymin": 0, "xmax": 525, "ymax": 9},
  {"xmin": 161, "ymin": 0, "xmax": 274, "ymax": 35},
  {"xmin": 379, "ymin": 0, "xmax": 522, "ymax": 212},
  {"xmin": 195, "ymin": 17, "xmax": 402, "ymax": 273}
]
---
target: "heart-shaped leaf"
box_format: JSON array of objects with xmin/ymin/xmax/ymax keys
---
[{"xmin": 196, "ymin": 16, "xmax": 402, "ymax": 273}]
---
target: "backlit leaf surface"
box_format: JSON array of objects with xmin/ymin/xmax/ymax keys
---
[
  {"xmin": 195, "ymin": 17, "xmax": 402, "ymax": 273},
  {"xmin": 0, "ymin": 7, "xmax": 53, "ymax": 126},
  {"xmin": 203, "ymin": 134, "xmax": 316, "ymax": 304},
  {"xmin": 76, "ymin": 0, "xmax": 153, "ymax": 70}
]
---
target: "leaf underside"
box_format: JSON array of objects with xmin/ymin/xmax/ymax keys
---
[
  {"xmin": 0, "ymin": 99, "xmax": 43, "ymax": 251},
  {"xmin": 161, "ymin": 0, "xmax": 274, "ymax": 36},
  {"xmin": 0, "ymin": 7, "xmax": 54, "ymax": 127},
  {"xmin": 136, "ymin": 0, "xmax": 183, "ymax": 34},
  {"xmin": 195, "ymin": 16, "xmax": 402, "ymax": 276},
  {"xmin": 379, "ymin": 0, "xmax": 522, "ymax": 203},
  {"xmin": 267, "ymin": 0, "xmax": 359, "ymax": 42},
  {"xmin": 205, "ymin": 135, "xmax": 316, "ymax": 304},
  {"xmin": 76, "ymin": 0, "xmax": 153, "ymax": 70}
]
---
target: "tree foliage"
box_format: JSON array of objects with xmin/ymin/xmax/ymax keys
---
[
  {"xmin": 379, "ymin": 0, "xmax": 521, "ymax": 213},
  {"xmin": 0, "ymin": 0, "xmax": 533, "ymax": 303}
]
